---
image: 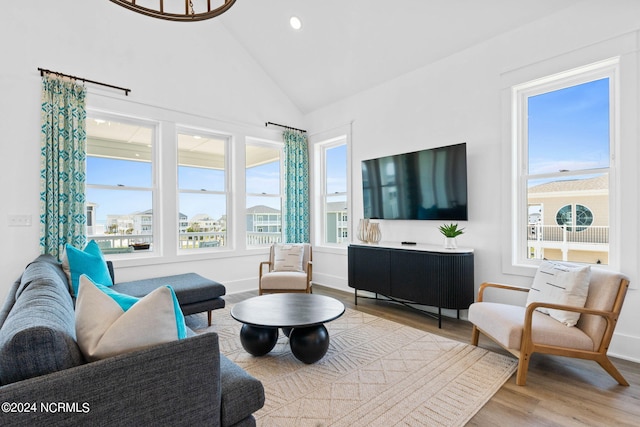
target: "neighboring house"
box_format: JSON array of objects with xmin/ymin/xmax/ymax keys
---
[
  {"xmin": 246, "ymin": 205, "xmax": 282, "ymax": 246},
  {"xmin": 528, "ymin": 174, "xmax": 608, "ymax": 264},
  {"xmin": 189, "ymin": 213, "xmax": 222, "ymax": 232},
  {"xmin": 326, "ymin": 201, "xmax": 348, "ymax": 244},
  {"xmin": 246, "ymin": 205, "xmax": 281, "ymax": 234}
]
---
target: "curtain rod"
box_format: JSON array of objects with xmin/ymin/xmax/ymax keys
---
[
  {"xmin": 265, "ymin": 121, "xmax": 307, "ymax": 133},
  {"xmin": 38, "ymin": 67, "xmax": 131, "ymax": 96}
]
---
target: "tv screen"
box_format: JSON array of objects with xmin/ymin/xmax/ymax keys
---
[{"xmin": 362, "ymin": 143, "xmax": 468, "ymax": 220}]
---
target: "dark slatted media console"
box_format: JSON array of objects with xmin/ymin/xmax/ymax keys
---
[{"xmin": 348, "ymin": 243, "xmax": 474, "ymax": 328}]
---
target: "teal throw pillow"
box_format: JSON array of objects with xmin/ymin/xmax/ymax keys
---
[{"xmin": 65, "ymin": 240, "xmax": 113, "ymax": 297}]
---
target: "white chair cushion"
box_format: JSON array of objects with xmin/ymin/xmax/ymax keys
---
[
  {"xmin": 260, "ymin": 271, "xmax": 308, "ymax": 290},
  {"xmin": 469, "ymin": 301, "xmax": 594, "ymax": 351}
]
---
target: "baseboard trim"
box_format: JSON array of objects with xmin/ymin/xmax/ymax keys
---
[{"xmin": 609, "ymin": 332, "xmax": 640, "ymax": 363}]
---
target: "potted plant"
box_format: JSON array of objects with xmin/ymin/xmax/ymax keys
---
[{"xmin": 438, "ymin": 223, "xmax": 464, "ymax": 249}]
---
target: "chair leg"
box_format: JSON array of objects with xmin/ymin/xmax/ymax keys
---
[
  {"xmin": 471, "ymin": 326, "xmax": 480, "ymax": 346},
  {"xmin": 207, "ymin": 310, "xmax": 212, "ymax": 327},
  {"xmin": 596, "ymin": 354, "xmax": 629, "ymax": 386},
  {"xmin": 515, "ymin": 353, "xmax": 531, "ymax": 386}
]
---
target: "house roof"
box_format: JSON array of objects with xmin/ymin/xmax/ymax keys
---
[
  {"xmin": 528, "ymin": 174, "xmax": 608, "ymax": 193},
  {"xmin": 246, "ymin": 205, "xmax": 281, "ymax": 214}
]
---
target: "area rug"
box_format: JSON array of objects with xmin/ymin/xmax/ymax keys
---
[{"xmin": 188, "ymin": 306, "xmax": 517, "ymax": 427}]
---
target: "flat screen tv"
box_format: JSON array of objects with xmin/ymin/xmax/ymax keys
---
[{"xmin": 362, "ymin": 142, "xmax": 468, "ymax": 220}]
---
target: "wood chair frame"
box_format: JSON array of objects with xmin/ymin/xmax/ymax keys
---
[
  {"xmin": 258, "ymin": 244, "xmax": 313, "ymax": 295},
  {"xmin": 471, "ymin": 279, "xmax": 630, "ymax": 386}
]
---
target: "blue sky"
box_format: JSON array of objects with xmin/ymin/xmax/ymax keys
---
[{"xmin": 528, "ymin": 77, "xmax": 610, "ymax": 175}]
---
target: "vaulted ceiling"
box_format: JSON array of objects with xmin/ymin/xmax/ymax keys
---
[{"xmin": 219, "ymin": 0, "xmax": 582, "ymax": 113}]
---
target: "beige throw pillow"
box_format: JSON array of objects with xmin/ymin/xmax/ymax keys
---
[
  {"xmin": 526, "ymin": 260, "xmax": 591, "ymax": 327},
  {"xmin": 75, "ymin": 275, "xmax": 186, "ymax": 361},
  {"xmin": 273, "ymin": 244, "xmax": 304, "ymax": 272}
]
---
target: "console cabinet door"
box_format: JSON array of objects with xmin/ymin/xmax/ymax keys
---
[
  {"xmin": 348, "ymin": 246, "xmax": 391, "ymax": 295},
  {"xmin": 389, "ymin": 250, "xmax": 439, "ymax": 305}
]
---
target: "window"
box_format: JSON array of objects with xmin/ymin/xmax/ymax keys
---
[
  {"xmin": 555, "ymin": 204, "xmax": 594, "ymax": 232},
  {"xmin": 514, "ymin": 59, "xmax": 617, "ymax": 266},
  {"xmin": 319, "ymin": 138, "xmax": 348, "ymax": 245},
  {"xmin": 177, "ymin": 129, "xmax": 229, "ymax": 250},
  {"xmin": 86, "ymin": 115, "xmax": 156, "ymax": 254},
  {"xmin": 245, "ymin": 141, "xmax": 283, "ymax": 246}
]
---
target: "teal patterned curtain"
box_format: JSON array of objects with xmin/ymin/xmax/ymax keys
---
[
  {"xmin": 283, "ymin": 129, "xmax": 310, "ymax": 243},
  {"xmin": 39, "ymin": 75, "xmax": 87, "ymax": 258}
]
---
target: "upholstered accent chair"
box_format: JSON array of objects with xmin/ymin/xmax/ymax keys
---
[
  {"xmin": 468, "ymin": 266, "xmax": 630, "ymax": 386},
  {"xmin": 259, "ymin": 243, "xmax": 312, "ymax": 295}
]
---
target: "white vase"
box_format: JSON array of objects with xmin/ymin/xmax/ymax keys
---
[
  {"xmin": 357, "ymin": 219, "xmax": 370, "ymax": 243},
  {"xmin": 367, "ymin": 222, "xmax": 381, "ymax": 244},
  {"xmin": 444, "ymin": 237, "xmax": 457, "ymax": 249}
]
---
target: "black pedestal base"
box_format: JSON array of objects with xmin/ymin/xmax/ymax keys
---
[
  {"xmin": 289, "ymin": 324, "xmax": 329, "ymax": 364},
  {"xmin": 238, "ymin": 324, "xmax": 330, "ymax": 364},
  {"xmin": 239, "ymin": 324, "xmax": 278, "ymax": 356}
]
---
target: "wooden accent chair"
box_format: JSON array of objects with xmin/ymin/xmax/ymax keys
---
[
  {"xmin": 259, "ymin": 243, "xmax": 312, "ymax": 295},
  {"xmin": 468, "ymin": 267, "xmax": 630, "ymax": 386}
]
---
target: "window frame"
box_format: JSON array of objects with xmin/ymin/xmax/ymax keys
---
[
  {"xmin": 244, "ymin": 138, "xmax": 284, "ymax": 248},
  {"xmin": 511, "ymin": 58, "xmax": 619, "ymax": 268},
  {"xmin": 176, "ymin": 126, "xmax": 231, "ymax": 252},
  {"xmin": 85, "ymin": 111, "xmax": 159, "ymax": 257},
  {"xmin": 316, "ymin": 136, "xmax": 349, "ymax": 247}
]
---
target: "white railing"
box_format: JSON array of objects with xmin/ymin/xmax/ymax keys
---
[
  {"xmin": 89, "ymin": 234, "xmax": 152, "ymax": 253},
  {"xmin": 246, "ymin": 232, "xmax": 282, "ymax": 246},
  {"xmin": 90, "ymin": 231, "xmax": 283, "ymax": 251},
  {"xmin": 527, "ymin": 225, "xmax": 609, "ymax": 244}
]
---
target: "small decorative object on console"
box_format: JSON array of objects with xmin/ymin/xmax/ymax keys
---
[
  {"xmin": 367, "ymin": 222, "xmax": 382, "ymax": 244},
  {"xmin": 438, "ymin": 223, "xmax": 464, "ymax": 249},
  {"xmin": 357, "ymin": 219, "xmax": 370, "ymax": 243}
]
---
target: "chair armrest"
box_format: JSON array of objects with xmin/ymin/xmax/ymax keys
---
[
  {"xmin": 0, "ymin": 333, "xmax": 222, "ymax": 426},
  {"xmin": 525, "ymin": 301, "xmax": 616, "ymax": 320},
  {"xmin": 477, "ymin": 281, "xmax": 530, "ymax": 302},
  {"xmin": 106, "ymin": 260, "xmax": 115, "ymax": 284},
  {"xmin": 306, "ymin": 260, "xmax": 313, "ymax": 291},
  {"xmin": 259, "ymin": 261, "xmax": 271, "ymax": 280},
  {"xmin": 522, "ymin": 302, "xmax": 617, "ymax": 344}
]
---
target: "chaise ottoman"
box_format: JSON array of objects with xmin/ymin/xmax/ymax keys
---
[{"xmin": 107, "ymin": 263, "xmax": 226, "ymax": 326}]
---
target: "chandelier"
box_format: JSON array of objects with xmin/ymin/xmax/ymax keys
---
[{"xmin": 110, "ymin": 0, "xmax": 237, "ymax": 22}]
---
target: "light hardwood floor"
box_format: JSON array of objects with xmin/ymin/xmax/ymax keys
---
[{"xmin": 223, "ymin": 285, "xmax": 640, "ymax": 427}]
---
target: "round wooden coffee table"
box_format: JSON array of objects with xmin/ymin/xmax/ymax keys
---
[{"xmin": 230, "ymin": 293, "xmax": 345, "ymax": 364}]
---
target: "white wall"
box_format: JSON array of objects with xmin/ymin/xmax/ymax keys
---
[
  {"xmin": 306, "ymin": 0, "xmax": 640, "ymax": 362},
  {"xmin": 0, "ymin": 2, "xmax": 303, "ymax": 299}
]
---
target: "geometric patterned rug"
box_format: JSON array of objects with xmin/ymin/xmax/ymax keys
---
[{"xmin": 189, "ymin": 306, "xmax": 517, "ymax": 427}]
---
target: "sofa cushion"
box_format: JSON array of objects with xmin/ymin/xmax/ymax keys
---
[
  {"xmin": 219, "ymin": 353, "xmax": 265, "ymax": 426},
  {"xmin": 76, "ymin": 275, "xmax": 187, "ymax": 361},
  {"xmin": 0, "ymin": 258, "xmax": 83, "ymax": 385},
  {"xmin": 62, "ymin": 240, "xmax": 113, "ymax": 297},
  {"xmin": 526, "ymin": 260, "xmax": 591, "ymax": 326}
]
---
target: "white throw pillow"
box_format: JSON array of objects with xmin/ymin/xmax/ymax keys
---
[
  {"xmin": 273, "ymin": 244, "xmax": 304, "ymax": 272},
  {"xmin": 526, "ymin": 260, "xmax": 591, "ymax": 327},
  {"xmin": 75, "ymin": 275, "xmax": 187, "ymax": 361}
]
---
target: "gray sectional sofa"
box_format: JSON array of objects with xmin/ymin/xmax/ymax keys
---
[{"xmin": 0, "ymin": 255, "xmax": 265, "ymax": 426}]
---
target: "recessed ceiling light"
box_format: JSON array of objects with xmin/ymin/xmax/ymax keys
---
[{"xmin": 290, "ymin": 16, "xmax": 302, "ymax": 30}]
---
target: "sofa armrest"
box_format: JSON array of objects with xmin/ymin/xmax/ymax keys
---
[
  {"xmin": 0, "ymin": 333, "xmax": 222, "ymax": 427},
  {"xmin": 106, "ymin": 260, "xmax": 115, "ymax": 284}
]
